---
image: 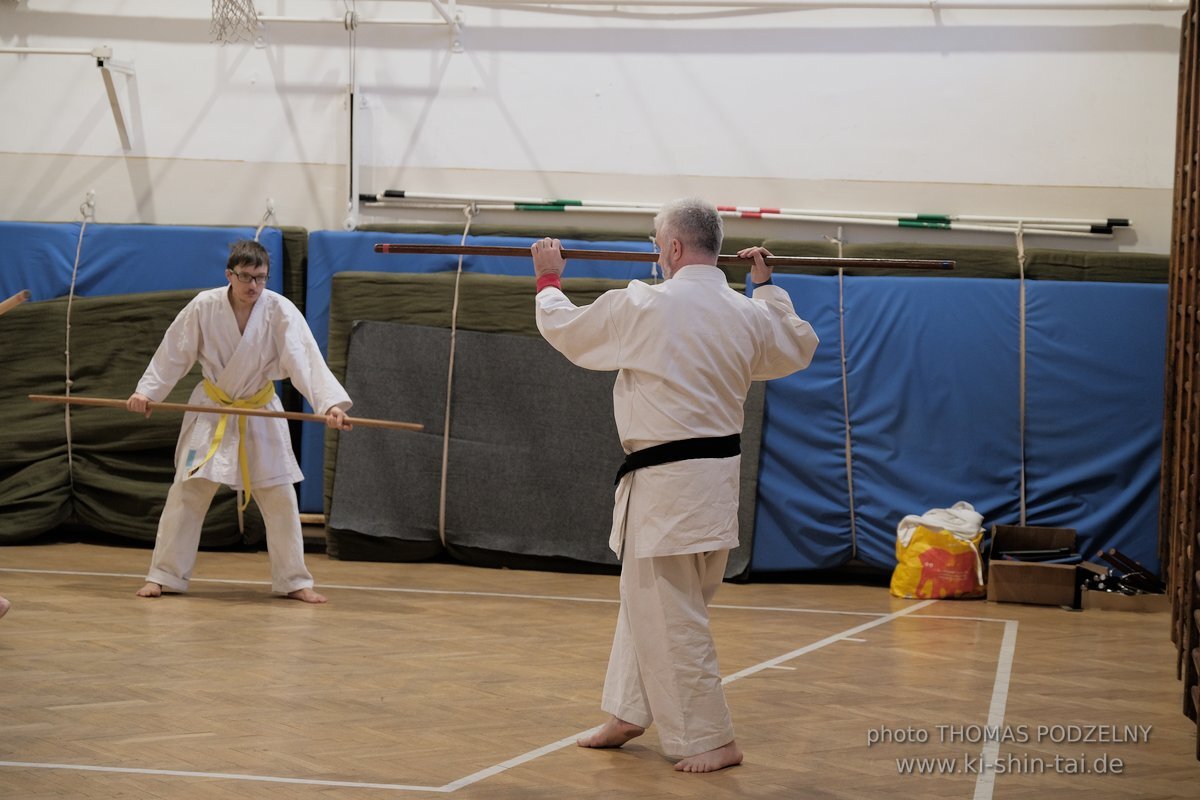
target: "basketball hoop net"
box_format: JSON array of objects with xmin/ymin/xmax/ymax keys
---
[{"xmin": 211, "ymin": 0, "xmax": 260, "ymax": 44}]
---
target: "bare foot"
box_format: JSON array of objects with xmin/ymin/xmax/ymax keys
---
[
  {"xmin": 0, "ymin": 595, "xmax": 10, "ymax": 620},
  {"xmin": 674, "ymin": 741, "xmax": 743, "ymax": 773},
  {"xmin": 287, "ymin": 587, "xmax": 327, "ymax": 604},
  {"xmin": 136, "ymin": 582, "xmax": 162, "ymax": 598},
  {"xmin": 577, "ymin": 716, "xmax": 645, "ymax": 749}
]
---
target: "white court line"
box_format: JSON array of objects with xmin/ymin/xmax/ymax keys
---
[
  {"xmin": 437, "ymin": 598, "xmax": 943, "ymax": 793},
  {"xmin": 47, "ymin": 699, "xmax": 148, "ymax": 711},
  {"xmin": 323, "ymin": 581, "xmax": 623, "ymax": 606},
  {"xmin": 0, "ymin": 761, "xmax": 445, "ymax": 792},
  {"xmin": 0, "ymin": 568, "xmax": 621, "ymax": 606},
  {"xmin": 904, "ymin": 612, "xmax": 1012, "ymax": 624},
  {"xmin": 438, "ymin": 726, "xmax": 602, "ymax": 792},
  {"xmin": 711, "ymin": 602, "xmax": 888, "ymax": 618},
  {"xmin": 0, "ymin": 567, "xmax": 904, "ymax": 617},
  {"xmin": 973, "ymin": 620, "xmax": 1019, "ymax": 800},
  {"xmin": 1, "ymin": 567, "xmax": 149, "ymax": 579},
  {"xmin": 1, "ymin": 568, "xmax": 1018, "ymax": 794},
  {"xmin": 841, "ymin": 637, "xmax": 867, "ymax": 642},
  {"xmin": 722, "ymin": 599, "xmax": 937, "ymax": 683},
  {"xmin": 10, "ymin": 567, "xmax": 1009, "ymax": 621}
]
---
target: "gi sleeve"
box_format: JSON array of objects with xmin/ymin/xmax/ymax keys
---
[
  {"xmin": 534, "ymin": 286, "xmax": 627, "ymax": 372},
  {"xmin": 135, "ymin": 298, "xmax": 202, "ymax": 401},
  {"xmin": 275, "ymin": 300, "xmax": 352, "ymax": 415},
  {"xmin": 749, "ymin": 284, "xmax": 820, "ymax": 381}
]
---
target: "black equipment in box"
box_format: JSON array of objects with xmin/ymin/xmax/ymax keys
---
[{"xmin": 987, "ymin": 525, "xmax": 1082, "ymax": 607}]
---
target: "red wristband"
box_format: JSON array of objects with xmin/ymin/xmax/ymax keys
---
[{"xmin": 536, "ymin": 273, "xmax": 562, "ymax": 293}]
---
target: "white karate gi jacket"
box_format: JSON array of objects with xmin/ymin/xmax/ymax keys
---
[
  {"xmin": 136, "ymin": 288, "xmax": 351, "ymax": 490},
  {"xmin": 535, "ymin": 265, "xmax": 818, "ymax": 559}
]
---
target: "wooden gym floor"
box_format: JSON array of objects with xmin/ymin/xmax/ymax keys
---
[{"xmin": 0, "ymin": 542, "xmax": 1196, "ymax": 800}]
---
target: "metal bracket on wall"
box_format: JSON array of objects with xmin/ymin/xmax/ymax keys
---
[
  {"xmin": 426, "ymin": 0, "xmax": 465, "ymax": 53},
  {"xmin": 256, "ymin": 0, "xmax": 464, "ymax": 52},
  {"xmin": 93, "ymin": 47, "xmax": 135, "ymax": 151},
  {"xmin": 0, "ymin": 45, "xmax": 136, "ymax": 151}
]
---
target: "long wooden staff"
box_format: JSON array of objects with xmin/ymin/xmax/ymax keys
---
[
  {"xmin": 373, "ymin": 243, "xmax": 955, "ymax": 271},
  {"xmin": 0, "ymin": 290, "xmax": 31, "ymax": 317},
  {"xmin": 29, "ymin": 394, "xmax": 423, "ymax": 432}
]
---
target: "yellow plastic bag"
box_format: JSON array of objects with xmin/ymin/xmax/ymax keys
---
[{"xmin": 890, "ymin": 525, "xmax": 985, "ymax": 599}]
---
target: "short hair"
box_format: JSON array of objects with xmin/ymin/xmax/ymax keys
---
[
  {"xmin": 654, "ymin": 198, "xmax": 723, "ymax": 257},
  {"xmin": 227, "ymin": 240, "xmax": 270, "ymax": 272}
]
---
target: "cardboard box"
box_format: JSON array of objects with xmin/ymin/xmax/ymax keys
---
[
  {"xmin": 1080, "ymin": 588, "xmax": 1170, "ymax": 613},
  {"xmin": 986, "ymin": 525, "xmax": 1081, "ymax": 607}
]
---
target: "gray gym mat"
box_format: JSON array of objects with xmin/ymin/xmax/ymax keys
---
[{"xmin": 328, "ymin": 321, "xmax": 762, "ymax": 578}]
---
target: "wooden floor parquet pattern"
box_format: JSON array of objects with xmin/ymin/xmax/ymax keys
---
[{"xmin": 0, "ymin": 543, "xmax": 1196, "ymax": 799}]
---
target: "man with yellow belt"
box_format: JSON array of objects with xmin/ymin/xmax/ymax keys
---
[{"xmin": 126, "ymin": 240, "xmax": 351, "ymax": 604}]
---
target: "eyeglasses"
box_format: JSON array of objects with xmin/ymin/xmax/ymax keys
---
[{"xmin": 229, "ymin": 269, "xmax": 269, "ymax": 286}]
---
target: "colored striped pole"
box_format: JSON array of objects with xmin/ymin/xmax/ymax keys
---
[
  {"xmin": 713, "ymin": 209, "xmax": 1114, "ymax": 238},
  {"xmin": 360, "ymin": 191, "xmax": 1125, "ymax": 237},
  {"xmin": 366, "ymin": 198, "xmax": 1111, "ymax": 238},
  {"xmin": 715, "ymin": 205, "xmax": 1127, "ymax": 231}
]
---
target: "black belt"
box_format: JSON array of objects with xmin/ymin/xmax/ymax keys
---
[{"xmin": 614, "ymin": 434, "xmax": 741, "ymax": 485}]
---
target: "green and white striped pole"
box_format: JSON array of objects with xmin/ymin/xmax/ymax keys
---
[{"xmin": 359, "ymin": 191, "xmax": 1127, "ymax": 237}]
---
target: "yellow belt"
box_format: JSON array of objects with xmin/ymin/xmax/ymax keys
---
[{"xmin": 188, "ymin": 379, "xmax": 276, "ymax": 510}]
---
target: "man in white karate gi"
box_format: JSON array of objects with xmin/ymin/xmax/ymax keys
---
[
  {"xmin": 127, "ymin": 240, "xmax": 351, "ymax": 604},
  {"xmin": 531, "ymin": 198, "xmax": 819, "ymax": 772}
]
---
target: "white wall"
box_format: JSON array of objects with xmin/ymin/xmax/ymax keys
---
[{"xmin": 0, "ymin": 0, "xmax": 1184, "ymax": 252}]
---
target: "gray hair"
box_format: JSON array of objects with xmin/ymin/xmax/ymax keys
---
[{"xmin": 654, "ymin": 197, "xmax": 723, "ymax": 257}]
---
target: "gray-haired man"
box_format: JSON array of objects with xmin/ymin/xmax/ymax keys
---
[{"xmin": 531, "ymin": 198, "xmax": 819, "ymax": 772}]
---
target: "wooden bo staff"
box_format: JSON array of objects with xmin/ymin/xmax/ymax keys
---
[
  {"xmin": 373, "ymin": 243, "xmax": 955, "ymax": 271},
  {"xmin": 0, "ymin": 290, "xmax": 31, "ymax": 318},
  {"xmin": 28, "ymin": 394, "xmax": 423, "ymax": 432}
]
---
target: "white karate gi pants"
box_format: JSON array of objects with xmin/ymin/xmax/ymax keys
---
[
  {"xmin": 144, "ymin": 478, "xmax": 314, "ymax": 594},
  {"xmin": 600, "ymin": 548, "xmax": 734, "ymax": 758}
]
